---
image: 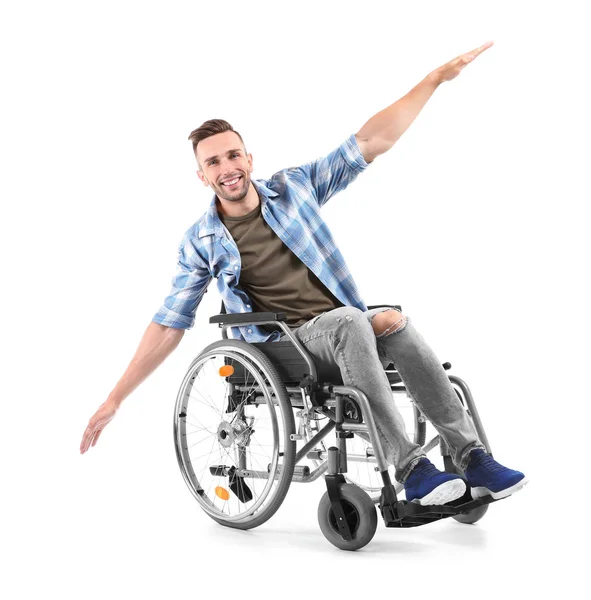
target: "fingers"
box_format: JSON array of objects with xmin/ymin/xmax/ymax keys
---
[
  {"xmin": 80, "ymin": 421, "xmax": 102, "ymax": 454},
  {"xmin": 448, "ymin": 40, "xmax": 493, "ymax": 76},
  {"xmin": 80, "ymin": 400, "xmax": 117, "ymax": 454},
  {"xmin": 92, "ymin": 429, "xmax": 103, "ymax": 447},
  {"xmin": 466, "ymin": 40, "xmax": 494, "ymax": 60},
  {"xmin": 453, "ymin": 41, "xmax": 494, "ymax": 66},
  {"xmin": 80, "ymin": 425, "xmax": 95, "ymax": 454}
]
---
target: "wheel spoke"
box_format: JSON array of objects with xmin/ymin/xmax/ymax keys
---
[{"xmin": 174, "ymin": 343, "xmax": 295, "ymax": 527}]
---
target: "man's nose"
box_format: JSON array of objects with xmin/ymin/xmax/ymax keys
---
[{"xmin": 220, "ymin": 162, "xmax": 238, "ymax": 178}]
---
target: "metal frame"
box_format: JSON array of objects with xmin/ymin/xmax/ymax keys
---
[
  {"xmin": 211, "ymin": 315, "xmax": 439, "ymax": 497},
  {"xmin": 197, "ymin": 311, "xmax": 499, "ymax": 534}
]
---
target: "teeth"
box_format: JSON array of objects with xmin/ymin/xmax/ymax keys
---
[{"xmin": 222, "ymin": 177, "xmax": 240, "ymax": 186}]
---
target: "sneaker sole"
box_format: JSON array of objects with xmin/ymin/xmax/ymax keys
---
[
  {"xmin": 412, "ymin": 478, "xmax": 467, "ymax": 506},
  {"xmin": 470, "ymin": 476, "xmax": 529, "ymax": 501}
]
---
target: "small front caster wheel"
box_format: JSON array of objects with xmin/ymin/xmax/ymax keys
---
[
  {"xmin": 452, "ymin": 503, "xmax": 489, "ymax": 524},
  {"xmin": 317, "ymin": 484, "xmax": 378, "ymax": 551}
]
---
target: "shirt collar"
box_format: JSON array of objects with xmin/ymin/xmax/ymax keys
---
[{"xmin": 198, "ymin": 179, "xmax": 278, "ymax": 239}]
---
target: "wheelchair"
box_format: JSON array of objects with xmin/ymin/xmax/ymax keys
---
[{"xmin": 173, "ymin": 304, "xmax": 501, "ymax": 551}]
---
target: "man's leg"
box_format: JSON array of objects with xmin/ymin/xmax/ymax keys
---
[
  {"xmin": 369, "ymin": 307, "xmax": 486, "ymax": 471},
  {"xmin": 371, "ymin": 307, "xmax": 528, "ymax": 500},
  {"xmin": 288, "ymin": 306, "xmax": 426, "ymax": 482}
]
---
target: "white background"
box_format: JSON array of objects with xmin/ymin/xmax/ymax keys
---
[{"xmin": 1, "ymin": 0, "xmax": 589, "ymax": 597}]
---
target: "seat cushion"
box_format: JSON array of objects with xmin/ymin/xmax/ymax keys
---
[
  {"xmin": 251, "ymin": 341, "xmax": 402, "ymax": 385},
  {"xmin": 251, "ymin": 341, "xmax": 322, "ymax": 384}
]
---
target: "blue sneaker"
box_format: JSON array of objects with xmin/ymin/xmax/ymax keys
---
[
  {"xmin": 404, "ymin": 457, "xmax": 467, "ymax": 506},
  {"xmin": 465, "ymin": 449, "xmax": 528, "ymax": 500}
]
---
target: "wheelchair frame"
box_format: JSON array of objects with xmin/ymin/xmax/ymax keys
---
[{"xmin": 174, "ymin": 304, "xmax": 501, "ymax": 550}]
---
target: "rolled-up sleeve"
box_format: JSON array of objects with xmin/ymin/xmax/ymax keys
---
[
  {"xmin": 296, "ymin": 133, "xmax": 369, "ymax": 208},
  {"xmin": 152, "ymin": 236, "xmax": 212, "ymax": 330}
]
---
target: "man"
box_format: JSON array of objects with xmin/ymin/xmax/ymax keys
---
[{"xmin": 80, "ymin": 41, "xmax": 527, "ymax": 506}]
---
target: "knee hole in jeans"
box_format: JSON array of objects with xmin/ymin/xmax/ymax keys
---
[{"xmin": 371, "ymin": 309, "xmax": 408, "ymax": 339}]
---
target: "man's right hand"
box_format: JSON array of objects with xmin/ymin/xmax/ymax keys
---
[
  {"xmin": 80, "ymin": 397, "xmax": 119, "ymax": 454},
  {"xmin": 78, "ymin": 322, "xmax": 185, "ymax": 455}
]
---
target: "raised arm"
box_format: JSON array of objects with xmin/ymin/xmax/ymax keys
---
[{"xmin": 355, "ymin": 41, "xmax": 494, "ymax": 163}]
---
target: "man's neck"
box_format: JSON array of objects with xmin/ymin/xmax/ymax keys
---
[{"xmin": 216, "ymin": 183, "xmax": 260, "ymax": 217}]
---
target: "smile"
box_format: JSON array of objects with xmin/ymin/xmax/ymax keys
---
[{"xmin": 221, "ymin": 176, "xmax": 242, "ymax": 187}]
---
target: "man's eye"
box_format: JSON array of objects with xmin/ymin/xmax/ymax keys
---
[{"xmin": 209, "ymin": 160, "xmax": 216, "ymax": 165}]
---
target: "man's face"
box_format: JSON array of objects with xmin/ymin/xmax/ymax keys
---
[{"xmin": 196, "ymin": 131, "xmax": 253, "ymax": 203}]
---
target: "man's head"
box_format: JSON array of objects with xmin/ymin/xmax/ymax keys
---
[{"xmin": 188, "ymin": 119, "xmax": 253, "ymax": 203}]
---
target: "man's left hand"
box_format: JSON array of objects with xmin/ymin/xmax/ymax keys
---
[{"xmin": 432, "ymin": 41, "xmax": 494, "ymax": 84}]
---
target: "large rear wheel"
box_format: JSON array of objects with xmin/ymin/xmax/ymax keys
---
[{"xmin": 174, "ymin": 340, "xmax": 296, "ymax": 530}]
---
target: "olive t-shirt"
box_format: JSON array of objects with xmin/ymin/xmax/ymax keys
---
[{"xmin": 218, "ymin": 200, "xmax": 343, "ymax": 332}]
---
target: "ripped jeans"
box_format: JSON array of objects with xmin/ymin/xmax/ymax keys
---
[{"xmin": 280, "ymin": 306, "xmax": 485, "ymax": 483}]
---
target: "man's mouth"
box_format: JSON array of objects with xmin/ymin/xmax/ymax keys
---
[{"xmin": 220, "ymin": 176, "xmax": 242, "ymax": 188}]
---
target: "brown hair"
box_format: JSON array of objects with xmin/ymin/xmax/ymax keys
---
[{"xmin": 188, "ymin": 119, "xmax": 246, "ymax": 166}]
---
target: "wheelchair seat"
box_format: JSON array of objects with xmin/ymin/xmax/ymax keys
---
[
  {"xmin": 210, "ymin": 303, "xmax": 404, "ymax": 385},
  {"xmin": 251, "ymin": 339, "xmax": 402, "ymax": 386}
]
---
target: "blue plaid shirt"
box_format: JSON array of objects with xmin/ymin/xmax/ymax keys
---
[{"xmin": 152, "ymin": 133, "xmax": 370, "ymax": 342}]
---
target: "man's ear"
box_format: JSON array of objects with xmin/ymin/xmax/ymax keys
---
[
  {"xmin": 197, "ymin": 170, "xmax": 209, "ymax": 187},
  {"xmin": 247, "ymin": 153, "xmax": 253, "ymax": 173}
]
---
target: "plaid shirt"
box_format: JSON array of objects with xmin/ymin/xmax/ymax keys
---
[{"xmin": 152, "ymin": 133, "xmax": 370, "ymax": 342}]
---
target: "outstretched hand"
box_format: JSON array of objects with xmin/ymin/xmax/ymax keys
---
[
  {"xmin": 80, "ymin": 397, "xmax": 119, "ymax": 454},
  {"xmin": 432, "ymin": 41, "xmax": 494, "ymax": 84}
]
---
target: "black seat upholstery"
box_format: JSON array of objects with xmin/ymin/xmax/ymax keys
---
[{"xmin": 251, "ymin": 340, "xmax": 402, "ymax": 386}]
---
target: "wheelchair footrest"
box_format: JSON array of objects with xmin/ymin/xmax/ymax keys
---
[{"xmin": 380, "ymin": 490, "xmax": 497, "ymax": 528}]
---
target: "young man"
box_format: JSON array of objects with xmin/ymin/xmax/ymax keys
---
[{"xmin": 80, "ymin": 41, "xmax": 527, "ymax": 506}]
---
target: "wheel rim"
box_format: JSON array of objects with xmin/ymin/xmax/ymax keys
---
[
  {"xmin": 328, "ymin": 500, "xmax": 360, "ymax": 534},
  {"xmin": 174, "ymin": 347, "xmax": 289, "ymax": 524}
]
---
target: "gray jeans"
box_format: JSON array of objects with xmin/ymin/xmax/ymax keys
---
[{"xmin": 280, "ymin": 306, "xmax": 485, "ymax": 483}]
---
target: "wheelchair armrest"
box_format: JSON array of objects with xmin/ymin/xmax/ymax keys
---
[
  {"xmin": 210, "ymin": 304, "xmax": 401, "ymax": 326},
  {"xmin": 367, "ymin": 304, "xmax": 402, "ymax": 311},
  {"xmin": 209, "ymin": 311, "xmax": 288, "ymax": 326}
]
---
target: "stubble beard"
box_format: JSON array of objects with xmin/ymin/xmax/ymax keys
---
[{"xmin": 214, "ymin": 172, "xmax": 251, "ymax": 203}]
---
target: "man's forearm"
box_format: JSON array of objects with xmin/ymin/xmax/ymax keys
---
[
  {"xmin": 355, "ymin": 43, "xmax": 493, "ymax": 163},
  {"xmin": 108, "ymin": 322, "xmax": 185, "ymax": 407},
  {"xmin": 356, "ymin": 72, "xmax": 440, "ymax": 162}
]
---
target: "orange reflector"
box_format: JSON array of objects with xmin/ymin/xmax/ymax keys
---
[
  {"xmin": 215, "ymin": 486, "xmax": 230, "ymax": 501},
  {"xmin": 219, "ymin": 365, "xmax": 234, "ymax": 377}
]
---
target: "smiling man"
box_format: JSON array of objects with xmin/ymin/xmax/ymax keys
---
[
  {"xmin": 80, "ymin": 41, "xmax": 527, "ymax": 507},
  {"xmin": 197, "ymin": 134, "xmax": 253, "ymax": 209}
]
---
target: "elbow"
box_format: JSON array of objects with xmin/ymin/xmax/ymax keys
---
[
  {"xmin": 151, "ymin": 321, "xmax": 186, "ymax": 342},
  {"xmin": 355, "ymin": 133, "xmax": 389, "ymax": 164}
]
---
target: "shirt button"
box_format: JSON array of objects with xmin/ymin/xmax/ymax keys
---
[
  {"xmin": 248, "ymin": 329, "xmax": 253, "ymax": 334},
  {"xmin": 234, "ymin": 266, "xmax": 238, "ymax": 271},
  {"xmin": 246, "ymin": 305, "xmax": 251, "ymax": 309}
]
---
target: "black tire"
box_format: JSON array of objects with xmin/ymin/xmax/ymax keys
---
[
  {"xmin": 174, "ymin": 339, "xmax": 296, "ymax": 530},
  {"xmin": 452, "ymin": 504, "xmax": 489, "ymax": 524},
  {"xmin": 317, "ymin": 484, "xmax": 378, "ymax": 551},
  {"xmin": 445, "ymin": 455, "xmax": 489, "ymax": 525}
]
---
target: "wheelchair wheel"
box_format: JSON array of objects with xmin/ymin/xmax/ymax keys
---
[
  {"xmin": 452, "ymin": 504, "xmax": 489, "ymax": 524},
  {"xmin": 317, "ymin": 484, "xmax": 377, "ymax": 551},
  {"xmin": 444, "ymin": 456, "xmax": 489, "ymax": 525},
  {"xmin": 174, "ymin": 339, "xmax": 296, "ymax": 530}
]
